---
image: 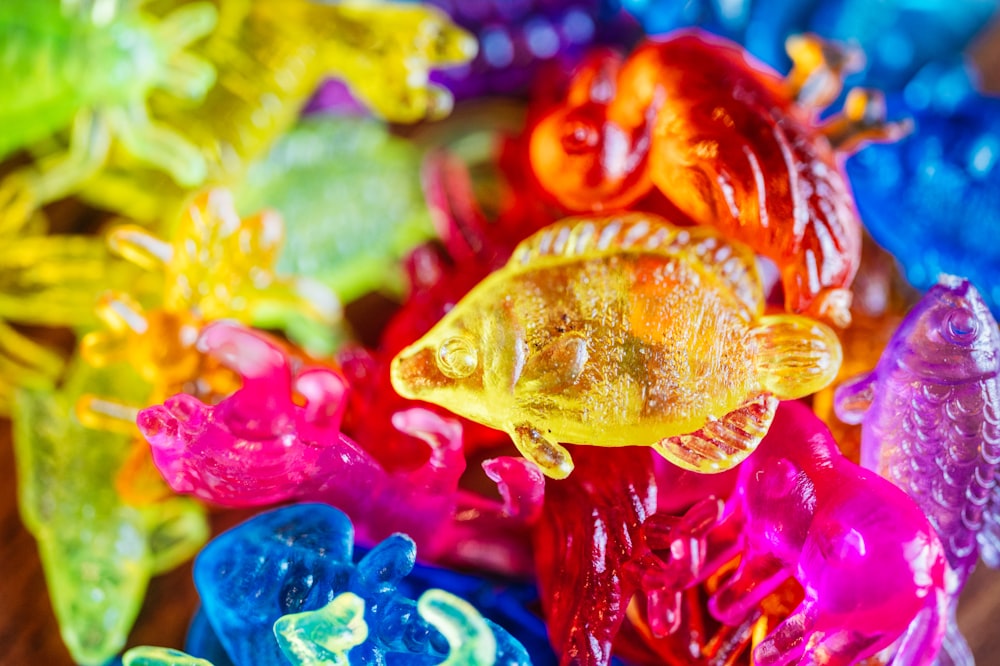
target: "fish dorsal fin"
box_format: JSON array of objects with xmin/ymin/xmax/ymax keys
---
[{"xmin": 509, "ymin": 214, "xmax": 763, "ymax": 312}]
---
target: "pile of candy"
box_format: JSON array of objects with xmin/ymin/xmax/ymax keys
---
[{"xmin": 4, "ymin": 1, "xmax": 1000, "ymax": 665}]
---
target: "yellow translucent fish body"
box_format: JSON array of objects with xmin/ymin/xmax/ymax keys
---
[{"xmin": 392, "ymin": 214, "xmax": 842, "ymax": 478}]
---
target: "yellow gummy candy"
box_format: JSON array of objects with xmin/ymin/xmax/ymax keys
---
[{"xmin": 391, "ymin": 214, "xmax": 842, "ymax": 479}]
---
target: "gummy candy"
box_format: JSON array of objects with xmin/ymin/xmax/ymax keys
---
[
  {"xmin": 620, "ymin": 0, "xmax": 998, "ymax": 92},
  {"xmin": 835, "ymin": 276, "xmax": 1000, "ymax": 665},
  {"xmin": 233, "ymin": 115, "xmax": 436, "ymax": 303},
  {"xmin": 708, "ymin": 400, "xmax": 948, "ymax": 665},
  {"xmin": 847, "ymin": 92, "xmax": 1000, "ymax": 315},
  {"xmin": 391, "ymin": 213, "xmax": 842, "ymax": 478},
  {"xmin": 11, "ymin": 359, "xmax": 208, "ymax": 666},
  {"xmin": 136, "ymin": 321, "xmax": 467, "ymax": 552},
  {"xmin": 533, "ymin": 445, "xmax": 655, "ymax": 666},
  {"xmin": 0, "ymin": 0, "xmax": 217, "ymax": 224},
  {"xmin": 529, "ymin": 32, "xmax": 906, "ymax": 326},
  {"xmin": 192, "ymin": 503, "xmax": 530, "ymax": 665},
  {"xmin": 77, "ymin": 0, "xmax": 476, "ymax": 222}
]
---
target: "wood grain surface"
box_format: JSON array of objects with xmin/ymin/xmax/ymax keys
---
[{"xmin": 4, "ymin": 19, "xmax": 1000, "ymax": 666}]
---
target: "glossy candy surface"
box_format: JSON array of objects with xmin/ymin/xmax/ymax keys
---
[
  {"xmin": 711, "ymin": 401, "xmax": 948, "ymax": 666},
  {"xmin": 139, "ymin": 321, "xmax": 467, "ymax": 549},
  {"xmin": 847, "ymin": 93, "xmax": 1000, "ymax": 314},
  {"xmin": 79, "ymin": 0, "xmax": 476, "ymax": 221},
  {"xmin": 529, "ymin": 32, "xmax": 902, "ymax": 326},
  {"xmin": 192, "ymin": 503, "xmax": 530, "ymax": 665},
  {"xmin": 12, "ymin": 360, "xmax": 207, "ymax": 666},
  {"xmin": 621, "ymin": 0, "xmax": 998, "ymax": 91},
  {"xmin": 835, "ymin": 276, "xmax": 1000, "ymax": 664},
  {"xmin": 0, "ymin": 0, "xmax": 216, "ymax": 221},
  {"xmin": 391, "ymin": 213, "xmax": 842, "ymax": 478},
  {"xmin": 233, "ymin": 115, "xmax": 435, "ymax": 304}
]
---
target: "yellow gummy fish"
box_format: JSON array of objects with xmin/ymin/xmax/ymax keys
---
[{"xmin": 391, "ymin": 214, "xmax": 842, "ymax": 479}]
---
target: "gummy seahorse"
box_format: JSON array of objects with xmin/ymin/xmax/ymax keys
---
[
  {"xmin": 529, "ymin": 32, "xmax": 907, "ymax": 326},
  {"xmin": 391, "ymin": 213, "xmax": 842, "ymax": 479},
  {"xmin": 835, "ymin": 276, "xmax": 1000, "ymax": 665}
]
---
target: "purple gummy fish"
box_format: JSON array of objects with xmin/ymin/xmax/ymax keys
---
[{"xmin": 835, "ymin": 275, "xmax": 1000, "ymax": 665}]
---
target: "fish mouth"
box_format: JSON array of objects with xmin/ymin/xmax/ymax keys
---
[{"xmin": 390, "ymin": 345, "xmax": 448, "ymax": 399}]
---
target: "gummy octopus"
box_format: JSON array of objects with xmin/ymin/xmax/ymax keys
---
[
  {"xmin": 529, "ymin": 32, "xmax": 906, "ymax": 326},
  {"xmin": 392, "ymin": 213, "xmax": 842, "ymax": 478}
]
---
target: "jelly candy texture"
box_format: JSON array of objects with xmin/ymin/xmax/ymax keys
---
[
  {"xmin": 835, "ymin": 276, "xmax": 1000, "ymax": 665},
  {"xmin": 391, "ymin": 213, "xmax": 842, "ymax": 479},
  {"xmin": 81, "ymin": 188, "xmax": 340, "ymax": 390},
  {"xmin": 11, "ymin": 359, "xmax": 208, "ymax": 666},
  {"xmin": 707, "ymin": 401, "xmax": 947, "ymax": 666},
  {"xmin": 621, "ymin": 0, "xmax": 998, "ymax": 92},
  {"xmin": 185, "ymin": 546, "xmax": 558, "ymax": 666},
  {"xmin": 233, "ymin": 115, "xmax": 436, "ymax": 304},
  {"xmin": 192, "ymin": 503, "xmax": 529, "ymax": 665},
  {"xmin": 78, "ymin": 0, "xmax": 476, "ymax": 221},
  {"xmin": 529, "ymin": 32, "xmax": 905, "ymax": 327},
  {"xmin": 847, "ymin": 92, "xmax": 1000, "ymax": 315},
  {"xmin": 137, "ymin": 321, "xmax": 467, "ymax": 552},
  {"xmin": 0, "ymin": 0, "xmax": 217, "ymax": 220}
]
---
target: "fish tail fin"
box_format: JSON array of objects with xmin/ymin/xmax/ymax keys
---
[{"xmin": 751, "ymin": 314, "xmax": 842, "ymax": 399}]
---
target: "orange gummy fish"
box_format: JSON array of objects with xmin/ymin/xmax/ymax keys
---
[{"xmin": 530, "ymin": 32, "xmax": 906, "ymax": 327}]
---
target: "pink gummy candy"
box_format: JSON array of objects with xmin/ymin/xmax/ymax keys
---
[
  {"xmin": 711, "ymin": 400, "xmax": 948, "ymax": 666},
  {"xmin": 136, "ymin": 321, "xmax": 465, "ymax": 548}
]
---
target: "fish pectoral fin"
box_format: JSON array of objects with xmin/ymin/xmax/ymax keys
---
[
  {"xmin": 832, "ymin": 372, "xmax": 876, "ymax": 425},
  {"xmin": 652, "ymin": 395, "xmax": 778, "ymax": 473},
  {"xmin": 516, "ymin": 333, "xmax": 588, "ymax": 394},
  {"xmin": 510, "ymin": 423, "xmax": 574, "ymax": 480}
]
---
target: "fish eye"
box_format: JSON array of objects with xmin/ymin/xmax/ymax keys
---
[
  {"xmin": 436, "ymin": 336, "xmax": 478, "ymax": 378},
  {"xmin": 944, "ymin": 309, "xmax": 979, "ymax": 344},
  {"xmin": 561, "ymin": 119, "xmax": 600, "ymax": 155}
]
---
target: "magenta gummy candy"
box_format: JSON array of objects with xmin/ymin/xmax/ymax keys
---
[
  {"xmin": 835, "ymin": 275, "xmax": 1000, "ymax": 664},
  {"xmin": 137, "ymin": 321, "xmax": 466, "ymax": 549},
  {"xmin": 711, "ymin": 400, "xmax": 948, "ymax": 665}
]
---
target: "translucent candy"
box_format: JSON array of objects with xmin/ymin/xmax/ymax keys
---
[
  {"xmin": 391, "ymin": 213, "xmax": 842, "ymax": 478},
  {"xmin": 847, "ymin": 91, "xmax": 1000, "ymax": 316},
  {"xmin": 138, "ymin": 320, "xmax": 466, "ymax": 550},
  {"xmin": 81, "ymin": 188, "xmax": 340, "ymax": 381},
  {"xmin": 709, "ymin": 400, "xmax": 948, "ymax": 665},
  {"xmin": 78, "ymin": 0, "xmax": 476, "ymax": 221},
  {"xmin": 192, "ymin": 503, "xmax": 530, "ymax": 665},
  {"xmin": 620, "ymin": 0, "xmax": 998, "ymax": 91},
  {"xmin": 310, "ymin": 0, "xmax": 640, "ymax": 104},
  {"xmin": 835, "ymin": 276, "xmax": 1000, "ymax": 664},
  {"xmin": 233, "ymin": 115, "xmax": 436, "ymax": 304},
  {"xmin": 0, "ymin": 0, "xmax": 217, "ymax": 222},
  {"xmin": 528, "ymin": 32, "xmax": 908, "ymax": 326},
  {"xmin": 11, "ymin": 359, "xmax": 208, "ymax": 666}
]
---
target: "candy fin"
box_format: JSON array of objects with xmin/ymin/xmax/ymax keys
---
[
  {"xmin": 417, "ymin": 589, "xmax": 497, "ymax": 666},
  {"xmin": 652, "ymin": 394, "xmax": 777, "ymax": 473},
  {"xmin": 516, "ymin": 333, "xmax": 589, "ymax": 394},
  {"xmin": 751, "ymin": 315, "xmax": 842, "ymax": 399},
  {"xmin": 511, "ymin": 423, "xmax": 574, "ymax": 480},
  {"xmin": 832, "ymin": 372, "xmax": 876, "ymax": 425}
]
